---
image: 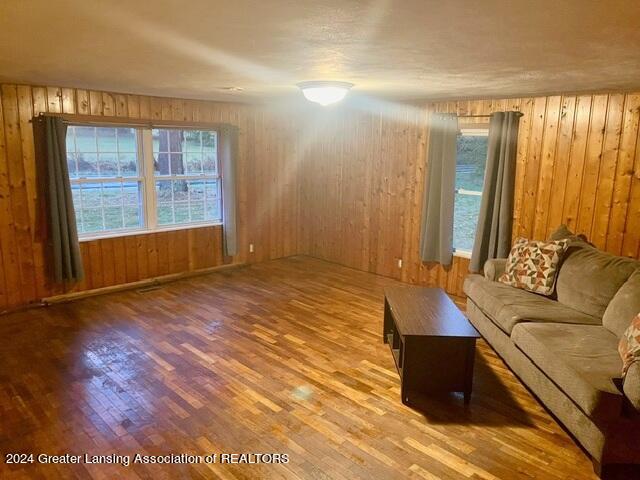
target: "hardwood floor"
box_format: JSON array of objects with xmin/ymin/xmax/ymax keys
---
[{"xmin": 0, "ymin": 256, "xmax": 597, "ymax": 479}]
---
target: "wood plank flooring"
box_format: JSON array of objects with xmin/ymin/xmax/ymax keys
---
[{"xmin": 0, "ymin": 256, "xmax": 597, "ymax": 479}]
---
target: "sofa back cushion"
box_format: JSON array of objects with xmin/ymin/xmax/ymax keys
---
[
  {"xmin": 603, "ymin": 269, "xmax": 640, "ymax": 337},
  {"xmin": 556, "ymin": 245, "xmax": 639, "ymax": 318}
]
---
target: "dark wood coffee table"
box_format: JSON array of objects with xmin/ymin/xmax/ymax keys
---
[{"xmin": 383, "ymin": 286, "xmax": 480, "ymax": 405}]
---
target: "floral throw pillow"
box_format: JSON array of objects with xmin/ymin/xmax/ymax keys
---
[
  {"xmin": 619, "ymin": 313, "xmax": 640, "ymax": 378},
  {"xmin": 498, "ymin": 237, "xmax": 570, "ymax": 296}
]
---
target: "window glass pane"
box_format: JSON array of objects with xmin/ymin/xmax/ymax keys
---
[
  {"xmin": 74, "ymin": 127, "xmax": 96, "ymax": 153},
  {"xmin": 98, "ymin": 153, "xmax": 118, "ymax": 176},
  {"xmin": 189, "ymin": 180, "xmax": 205, "ymax": 202},
  {"xmin": 97, "ymin": 127, "xmax": 117, "ymax": 151},
  {"xmin": 157, "ymin": 204, "xmax": 174, "ymax": 225},
  {"xmin": 174, "ymin": 202, "xmax": 189, "ymax": 223},
  {"xmin": 453, "ymin": 130, "xmax": 488, "ymax": 252},
  {"xmin": 117, "ymin": 128, "xmax": 137, "ymax": 152},
  {"xmin": 202, "ymin": 131, "xmax": 216, "ymax": 152},
  {"xmin": 173, "ymin": 180, "xmax": 188, "ymax": 202},
  {"xmin": 190, "ymin": 202, "xmax": 205, "ymax": 222},
  {"xmin": 66, "ymin": 126, "xmax": 143, "ymax": 235},
  {"xmin": 455, "ymin": 134, "xmax": 487, "ymax": 191},
  {"xmin": 77, "ymin": 153, "xmax": 98, "ymax": 177},
  {"xmin": 170, "ymin": 153, "xmax": 185, "ymax": 175},
  {"xmin": 155, "ymin": 152, "xmax": 169, "ymax": 176},
  {"xmin": 82, "ymin": 208, "xmax": 103, "ymax": 232},
  {"xmin": 156, "ymin": 180, "xmax": 173, "ymax": 203},
  {"xmin": 189, "ymin": 180, "xmax": 205, "ymax": 222},
  {"xmin": 186, "ymin": 152, "xmax": 203, "ymax": 174},
  {"xmin": 185, "ymin": 131, "xmax": 201, "ymax": 152},
  {"xmin": 205, "ymin": 180, "xmax": 221, "ymax": 222},
  {"xmin": 122, "ymin": 181, "xmax": 142, "ymax": 205},
  {"xmin": 168, "ymin": 129, "xmax": 183, "ymax": 152},
  {"xmin": 67, "ymin": 153, "xmax": 78, "ymax": 178},
  {"xmin": 102, "ymin": 182, "xmax": 122, "ymax": 206},
  {"xmin": 81, "ymin": 183, "xmax": 102, "ymax": 208},
  {"xmin": 124, "ymin": 205, "xmax": 142, "ymax": 228},
  {"xmin": 104, "ymin": 206, "xmax": 124, "ymax": 230},
  {"xmin": 453, "ymin": 193, "xmax": 482, "ymax": 252},
  {"xmin": 153, "ymin": 129, "xmax": 167, "ymax": 152},
  {"xmin": 71, "ymin": 184, "xmax": 81, "ymax": 206},
  {"xmin": 119, "ymin": 153, "xmax": 138, "ymax": 176},
  {"xmin": 203, "ymin": 153, "xmax": 217, "ymax": 175}
]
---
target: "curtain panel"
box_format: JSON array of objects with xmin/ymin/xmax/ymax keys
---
[
  {"xmin": 219, "ymin": 125, "xmax": 239, "ymax": 257},
  {"xmin": 470, "ymin": 111, "xmax": 522, "ymax": 272},
  {"xmin": 34, "ymin": 116, "xmax": 84, "ymax": 283},
  {"xmin": 419, "ymin": 113, "xmax": 459, "ymax": 266}
]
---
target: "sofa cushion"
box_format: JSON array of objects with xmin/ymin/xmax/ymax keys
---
[
  {"xmin": 556, "ymin": 245, "xmax": 639, "ymax": 318},
  {"xmin": 511, "ymin": 323, "xmax": 623, "ymax": 423},
  {"xmin": 603, "ymin": 269, "xmax": 640, "ymax": 338},
  {"xmin": 499, "ymin": 237, "xmax": 569, "ymax": 296},
  {"xmin": 464, "ymin": 274, "xmax": 600, "ymax": 335}
]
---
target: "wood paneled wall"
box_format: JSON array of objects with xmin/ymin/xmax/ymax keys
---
[
  {"xmin": 298, "ymin": 92, "xmax": 640, "ymax": 296},
  {"xmin": 2, "ymin": 83, "xmax": 639, "ymax": 310},
  {"xmin": 0, "ymin": 84, "xmax": 301, "ymax": 311}
]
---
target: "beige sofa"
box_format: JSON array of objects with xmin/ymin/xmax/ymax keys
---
[{"xmin": 464, "ymin": 239, "xmax": 640, "ymax": 479}]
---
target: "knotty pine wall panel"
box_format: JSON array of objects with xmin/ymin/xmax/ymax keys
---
[
  {"xmin": 0, "ymin": 84, "xmax": 301, "ymax": 311},
  {"xmin": 2, "ymin": 83, "xmax": 639, "ymax": 310},
  {"xmin": 298, "ymin": 92, "xmax": 640, "ymax": 297}
]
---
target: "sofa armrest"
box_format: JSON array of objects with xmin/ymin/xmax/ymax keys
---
[
  {"xmin": 484, "ymin": 258, "xmax": 507, "ymax": 282},
  {"xmin": 624, "ymin": 363, "xmax": 640, "ymax": 411}
]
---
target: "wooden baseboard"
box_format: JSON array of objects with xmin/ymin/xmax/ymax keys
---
[{"xmin": 42, "ymin": 262, "xmax": 246, "ymax": 305}]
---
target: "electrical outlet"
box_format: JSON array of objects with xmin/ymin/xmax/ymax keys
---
[
  {"xmin": 397, "ymin": 259, "xmax": 403, "ymax": 268},
  {"xmin": 249, "ymin": 243, "xmax": 254, "ymax": 253}
]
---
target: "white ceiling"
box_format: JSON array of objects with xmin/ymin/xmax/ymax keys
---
[{"xmin": 1, "ymin": 0, "xmax": 639, "ymax": 102}]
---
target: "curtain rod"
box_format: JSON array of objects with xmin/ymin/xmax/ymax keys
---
[
  {"xmin": 29, "ymin": 112, "xmax": 232, "ymax": 130},
  {"xmin": 30, "ymin": 112, "xmax": 151, "ymax": 126}
]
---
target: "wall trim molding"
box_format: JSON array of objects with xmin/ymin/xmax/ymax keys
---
[{"xmin": 41, "ymin": 261, "xmax": 245, "ymax": 306}]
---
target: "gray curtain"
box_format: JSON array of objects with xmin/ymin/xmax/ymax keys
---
[
  {"xmin": 219, "ymin": 125, "xmax": 239, "ymax": 257},
  {"xmin": 470, "ymin": 111, "xmax": 522, "ymax": 272},
  {"xmin": 38, "ymin": 116, "xmax": 84, "ymax": 282},
  {"xmin": 419, "ymin": 113, "xmax": 459, "ymax": 266}
]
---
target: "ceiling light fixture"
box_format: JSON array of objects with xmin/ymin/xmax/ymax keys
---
[{"xmin": 297, "ymin": 81, "xmax": 354, "ymax": 106}]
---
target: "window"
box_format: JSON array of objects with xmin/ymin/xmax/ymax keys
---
[
  {"xmin": 453, "ymin": 125, "xmax": 489, "ymax": 256},
  {"xmin": 66, "ymin": 125, "xmax": 221, "ymax": 239}
]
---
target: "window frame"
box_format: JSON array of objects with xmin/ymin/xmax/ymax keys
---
[
  {"xmin": 66, "ymin": 124, "xmax": 223, "ymax": 242},
  {"xmin": 453, "ymin": 124, "xmax": 489, "ymax": 258}
]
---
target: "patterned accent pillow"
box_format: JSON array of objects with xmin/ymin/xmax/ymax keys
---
[
  {"xmin": 498, "ymin": 237, "xmax": 569, "ymax": 296},
  {"xmin": 619, "ymin": 313, "xmax": 640, "ymax": 378}
]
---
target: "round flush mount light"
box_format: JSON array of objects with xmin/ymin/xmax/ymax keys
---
[
  {"xmin": 296, "ymin": 81, "xmax": 354, "ymax": 106},
  {"xmin": 218, "ymin": 86, "xmax": 244, "ymax": 92}
]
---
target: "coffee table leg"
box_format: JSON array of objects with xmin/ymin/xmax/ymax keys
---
[
  {"xmin": 383, "ymin": 298, "xmax": 392, "ymax": 343},
  {"xmin": 463, "ymin": 339, "xmax": 477, "ymax": 405}
]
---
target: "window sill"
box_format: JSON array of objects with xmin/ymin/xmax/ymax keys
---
[
  {"xmin": 453, "ymin": 249, "xmax": 472, "ymax": 259},
  {"xmin": 79, "ymin": 222, "xmax": 222, "ymax": 242}
]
